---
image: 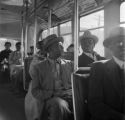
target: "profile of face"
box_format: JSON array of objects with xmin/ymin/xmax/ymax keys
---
[
  {"xmin": 48, "ymin": 42, "xmax": 64, "ymax": 59},
  {"xmin": 109, "ymin": 37, "xmax": 125, "ymax": 61},
  {"xmin": 81, "ymin": 38, "xmax": 95, "ymax": 53}
]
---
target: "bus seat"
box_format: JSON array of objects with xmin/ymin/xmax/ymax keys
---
[{"xmin": 72, "ymin": 67, "xmax": 91, "ymax": 120}]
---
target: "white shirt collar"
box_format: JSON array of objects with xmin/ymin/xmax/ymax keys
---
[{"xmin": 113, "ymin": 56, "xmax": 125, "ymax": 69}]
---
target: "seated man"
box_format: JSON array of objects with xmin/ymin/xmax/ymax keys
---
[
  {"xmin": 78, "ymin": 30, "xmax": 105, "ymax": 67},
  {"xmin": 30, "ymin": 34, "xmax": 74, "ymax": 120},
  {"xmin": 0, "ymin": 42, "xmax": 12, "ymax": 82},
  {"xmin": 88, "ymin": 26, "xmax": 125, "ymax": 120}
]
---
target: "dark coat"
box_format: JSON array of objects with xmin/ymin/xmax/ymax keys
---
[
  {"xmin": 0, "ymin": 49, "xmax": 12, "ymax": 62},
  {"xmin": 78, "ymin": 52, "xmax": 105, "ymax": 67},
  {"xmin": 88, "ymin": 59, "xmax": 125, "ymax": 120}
]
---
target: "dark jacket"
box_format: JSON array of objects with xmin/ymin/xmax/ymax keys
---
[
  {"xmin": 0, "ymin": 49, "xmax": 12, "ymax": 62},
  {"xmin": 78, "ymin": 52, "xmax": 105, "ymax": 67},
  {"xmin": 88, "ymin": 59, "xmax": 125, "ymax": 120}
]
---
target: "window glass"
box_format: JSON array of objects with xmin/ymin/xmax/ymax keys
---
[
  {"xmin": 60, "ymin": 21, "xmax": 72, "ymax": 35},
  {"xmin": 62, "ymin": 34, "xmax": 72, "ymax": 51},
  {"xmin": 80, "ymin": 10, "xmax": 104, "ymax": 30},
  {"xmin": 42, "ymin": 27, "xmax": 58, "ymax": 39},
  {"xmin": 42, "ymin": 30, "xmax": 48, "ymax": 39},
  {"xmin": 120, "ymin": 24, "xmax": 125, "ymax": 27},
  {"xmin": 0, "ymin": 38, "xmax": 17, "ymax": 51},
  {"xmin": 120, "ymin": 2, "xmax": 125, "ymax": 22},
  {"xmin": 91, "ymin": 28, "xmax": 104, "ymax": 57}
]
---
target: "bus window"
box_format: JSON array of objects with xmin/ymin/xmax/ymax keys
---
[
  {"xmin": 0, "ymin": 38, "xmax": 17, "ymax": 51},
  {"xmin": 60, "ymin": 21, "xmax": 72, "ymax": 35},
  {"xmin": 80, "ymin": 10, "xmax": 104, "ymax": 30},
  {"xmin": 62, "ymin": 34, "xmax": 72, "ymax": 52},
  {"xmin": 80, "ymin": 10, "xmax": 104, "ymax": 56},
  {"xmin": 120, "ymin": 2, "xmax": 125, "ymax": 26}
]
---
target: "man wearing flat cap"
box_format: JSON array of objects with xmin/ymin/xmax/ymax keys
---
[
  {"xmin": 30, "ymin": 34, "xmax": 74, "ymax": 120},
  {"xmin": 88, "ymin": 26, "xmax": 125, "ymax": 120},
  {"xmin": 78, "ymin": 30, "xmax": 105, "ymax": 67}
]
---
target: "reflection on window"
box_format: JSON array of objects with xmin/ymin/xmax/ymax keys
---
[
  {"xmin": 120, "ymin": 2, "xmax": 125, "ymax": 22},
  {"xmin": 80, "ymin": 10, "xmax": 104, "ymax": 30},
  {"xmin": 60, "ymin": 21, "xmax": 72, "ymax": 35},
  {"xmin": 62, "ymin": 35, "xmax": 72, "ymax": 52},
  {"xmin": 0, "ymin": 38, "xmax": 17, "ymax": 51}
]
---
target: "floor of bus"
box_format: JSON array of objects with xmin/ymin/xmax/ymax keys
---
[{"xmin": 0, "ymin": 81, "xmax": 27, "ymax": 120}]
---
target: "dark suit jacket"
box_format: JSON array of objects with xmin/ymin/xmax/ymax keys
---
[
  {"xmin": 0, "ymin": 49, "xmax": 12, "ymax": 62},
  {"xmin": 88, "ymin": 59, "xmax": 124, "ymax": 120},
  {"xmin": 78, "ymin": 52, "xmax": 105, "ymax": 67}
]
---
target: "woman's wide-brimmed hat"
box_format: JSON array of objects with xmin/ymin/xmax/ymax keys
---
[
  {"xmin": 79, "ymin": 30, "xmax": 98, "ymax": 45},
  {"xmin": 103, "ymin": 26, "xmax": 125, "ymax": 48},
  {"xmin": 44, "ymin": 34, "xmax": 64, "ymax": 50}
]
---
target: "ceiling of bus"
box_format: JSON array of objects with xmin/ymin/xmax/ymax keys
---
[{"xmin": 0, "ymin": 0, "xmax": 121, "ymax": 40}]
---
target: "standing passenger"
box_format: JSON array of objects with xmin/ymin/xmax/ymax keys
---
[
  {"xmin": 88, "ymin": 26, "xmax": 125, "ymax": 120},
  {"xmin": 78, "ymin": 30, "xmax": 105, "ymax": 67},
  {"xmin": 30, "ymin": 34, "xmax": 73, "ymax": 120}
]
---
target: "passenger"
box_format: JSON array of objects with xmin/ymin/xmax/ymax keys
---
[
  {"xmin": 0, "ymin": 42, "xmax": 12, "ymax": 63},
  {"xmin": 88, "ymin": 26, "xmax": 125, "ymax": 120},
  {"xmin": 0, "ymin": 42, "xmax": 12, "ymax": 83},
  {"xmin": 27, "ymin": 46, "xmax": 34, "ymax": 57},
  {"xmin": 31, "ymin": 40, "xmax": 47, "ymax": 64},
  {"xmin": 9, "ymin": 42, "xmax": 23, "ymax": 94},
  {"xmin": 30, "ymin": 34, "xmax": 74, "ymax": 120},
  {"xmin": 67, "ymin": 44, "xmax": 74, "ymax": 53},
  {"xmin": 62, "ymin": 44, "xmax": 74, "ymax": 61},
  {"xmin": 9, "ymin": 42, "xmax": 22, "ymax": 66},
  {"xmin": 25, "ymin": 40, "xmax": 46, "ymax": 120},
  {"xmin": 78, "ymin": 30, "xmax": 105, "ymax": 67}
]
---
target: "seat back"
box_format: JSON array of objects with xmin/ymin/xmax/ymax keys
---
[{"xmin": 72, "ymin": 68, "xmax": 91, "ymax": 120}]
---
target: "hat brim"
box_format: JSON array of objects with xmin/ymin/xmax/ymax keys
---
[
  {"xmin": 103, "ymin": 35, "xmax": 125, "ymax": 48},
  {"xmin": 44, "ymin": 37, "xmax": 62, "ymax": 50},
  {"xmin": 80, "ymin": 35, "xmax": 98, "ymax": 44}
]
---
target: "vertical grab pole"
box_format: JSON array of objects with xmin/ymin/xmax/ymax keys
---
[
  {"xmin": 21, "ymin": 11, "xmax": 24, "ymax": 66},
  {"xmin": 72, "ymin": 0, "xmax": 79, "ymax": 120},
  {"xmin": 24, "ymin": 0, "xmax": 28, "ymax": 58},
  {"xmin": 48, "ymin": 9, "xmax": 52, "ymax": 36},
  {"xmin": 33, "ymin": 0, "xmax": 37, "ymax": 54},
  {"xmin": 23, "ymin": 0, "xmax": 29, "ymax": 90},
  {"xmin": 74, "ymin": 0, "xmax": 79, "ymax": 72}
]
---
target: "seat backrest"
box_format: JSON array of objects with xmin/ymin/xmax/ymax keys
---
[{"xmin": 72, "ymin": 69, "xmax": 91, "ymax": 120}]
